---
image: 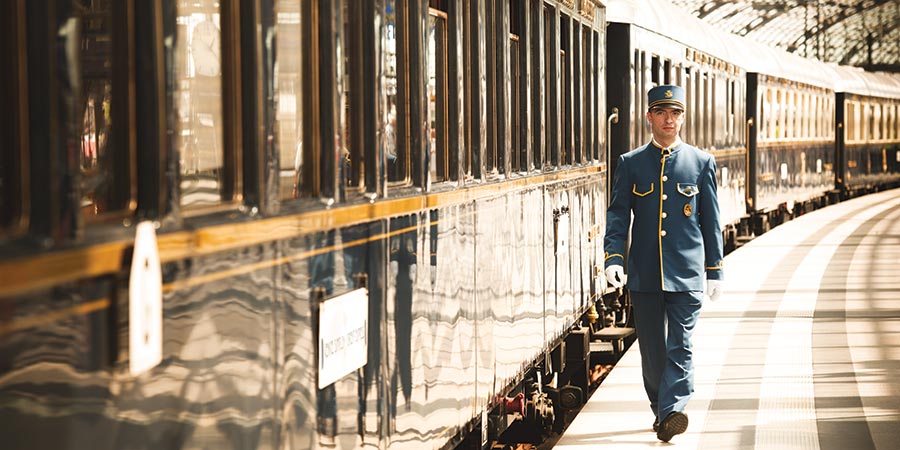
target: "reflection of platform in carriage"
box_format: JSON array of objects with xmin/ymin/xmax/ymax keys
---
[{"xmin": 554, "ymin": 188, "xmax": 900, "ymax": 449}]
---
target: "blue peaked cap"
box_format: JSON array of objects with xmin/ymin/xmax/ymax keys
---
[{"xmin": 648, "ymin": 85, "xmax": 685, "ymax": 111}]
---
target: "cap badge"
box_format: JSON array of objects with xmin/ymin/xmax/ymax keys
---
[
  {"xmin": 665, "ymin": 90, "xmax": 673, "ymax": 99},
  {"xmin": 683, "ymin": 203, "xmax": 693, "ymax": 217}
]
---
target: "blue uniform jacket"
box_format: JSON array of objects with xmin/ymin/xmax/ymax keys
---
[{"xmin": 604, "ymin": 141, "xmax": 724, "ymax": 292}]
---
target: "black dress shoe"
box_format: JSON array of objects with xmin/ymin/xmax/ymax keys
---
[{"xmin": 656, "ymin": 411, "xmax": 688, "ymax": 442}]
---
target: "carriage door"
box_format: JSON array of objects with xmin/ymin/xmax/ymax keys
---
[{"xmin": 549, "ymin": 188, "xmax": 576, "ymax": 340}]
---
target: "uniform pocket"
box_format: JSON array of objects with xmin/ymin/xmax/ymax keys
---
[
  {"xmin": 677, "ymin": 183, "xmax": 699, "ymax": 197},
  {"xmin": 632, "ymin": 183, "xmax": 654, "ymax": 197}
]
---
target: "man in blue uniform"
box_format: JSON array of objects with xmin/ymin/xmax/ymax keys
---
[{"xmin": 604, "ymin": 84, "xmax": 724, "ymax": 442}]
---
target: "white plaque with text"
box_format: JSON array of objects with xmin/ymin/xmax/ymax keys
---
[{"xmin": 318, "ymin": 288, "xmax": 368, "ymax": 388}]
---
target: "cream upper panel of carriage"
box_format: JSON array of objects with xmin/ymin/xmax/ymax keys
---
[
  {"xmin": 607, "ymin": 0, "xmax": 741, "ymax": 68},
  {"xmin": 831, "ymin": 64, "xmax": 900, "ymax": 100},
  {"xmin": 557, "ymin": 0, "xmax": 607, "ymax": 28},
  {"xmin": 628, "ymin": 26, "xmax": 690, "ymax": 65},
  {"xmin": 609, "ymin": 0, "xmax": 838, "ymax": 92}
]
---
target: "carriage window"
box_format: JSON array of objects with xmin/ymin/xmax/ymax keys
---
[
  {"xmin": 461, "ymin": 0, "xmax": 475, "ymax": 179},
  {"xmin": 510, "ymin": 0, "xmax": 524, "ymax": 172},
  {"xmin": 428, "ymin": 3, "xmax": 450, "ymax": 182},
  {"xmin": 593, "ymin": 29, "xmax": 603, "ymax": 162},
  {"xmin": 1, "ymin": 0, "xmax": 26, "ymax": 233},
  {"xmin": 787, "ymin": 90, "xmax": 795, "ymax": 139},
  {"xmin": 766, "ymin": 87, "xmax": 779, "ymax": 139},
  {"xmin": 560, "ymin": 15, "xmax": 570, "ymax": 165},
  {"xmin": 775, "ymin": 89, "xmax": 787, "ymax": 139},
  {"xmin": 664, "ymin": 59, "xmax": 671, "ymax": 85},
  {"xmin": 485, "ymin": 1, "xmax": 506, "ymax": 176},
  {"xmin": 530, "ymin": 0, "xmax": 542, "ymax": 169},
  {"xmin": 651, "ymin": 55, "xmax": 660, "ymax": 86},
  {"xmin": 801, "ymin": 92, "xmax": 808, "ymax": 138},
  {"xmin": 571, "ymin": 22, "xmax": 581, "ymax": 164},
  {"xmin": 732, "ymin": 78, "xmax": 740, "ymax": 144},
  {"xmin": 176, "ymin": 2, "xmax": 228, "ymax": 208},
  {"xmin": 713, "ymin": 74, "xmax": 722, "ymax": 146},
  {"xmin": 726, "ymin": 79, "xmax": 734, "ymax": 143},
  {"xmin": 544, "ymin": 4, "xmax": 557, "ymax": 167},
  {"xmin": 891, "ymin": 105, "xmax": 900, "ymax": 139},
  {"xmin": 811, "ymin": 94, "xmax": 818, "ymax": 138},
  {"xmin": 891, "ymin": 104, "xmax": 895, "ymax": 140},
  {"xmin": 694, "ymin": 69, "xmax": 702, "ymax": 144},
  {"xmin": 859, "ymin": 102, "xmax": 866, "ymax": 141},
  {"xmin": 276, "ymin": 2, "xmax": 303, "ymax": 199},
  {"xmin": 79, "ymin": 0, "xmax": 136, "ymax": 219},
  {"xmin": 701, "ymin": 71, "xmax": 709, "ymax": 147},
  {"xmin": 807, "ymin": 92, "xmax": 814, "ymax": 139},
  {"xmin": 759, "ymin": 88, "xmax": 767, "ymax": 140},
  {"xmin": 581, "ymin": 24, "xmax": 591, "ymax": 164},
  {"xmin": 79, "ymin": 1, "xmax": 113, "ymax": 217},
  {"xmin": 385, "ymin": 0, "xmax": 406, "ymax": 183},
  {"xmin": 887, "ymin": 103, "xmax": 893, "ymax": 140},
  {"xmin": 867, "ymin": 103, "xmax": 875, "ymax": 141},
  {"xmin": 874, "ymin": 104, "xmax": 882, "ymax": 141}
]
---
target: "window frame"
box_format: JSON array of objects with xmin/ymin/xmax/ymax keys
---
[
  {"xmin": 0, "ymin": 0, "xmax": 29, "ymax": 237},
  {"xmin": 427, "ymin": 6, "xmax": 453, "ymax": 183},
  {"xmin": 173, "ymin": 0, "xmax": 245, "ymax": 213},
  {"xmin": 544, "ymin": 3, "xmax": 559, "ymax": 169}
]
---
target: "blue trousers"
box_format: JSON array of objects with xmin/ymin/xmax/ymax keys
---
[{"xmin": 630, "ymin": 290, "xmax": 703, "ymax": 420}]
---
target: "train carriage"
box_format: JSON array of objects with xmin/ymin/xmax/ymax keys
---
[
  {"xmin": 3, "ymin": 0, "xmax": 900, "ymax": 449},
  {"xmin": 832, "ymin": 65, "xmax": 900, "ymax": 196},
  {"xmin": 0, "ymin": 1, "xmax": 611, "ymax": 449},
  {"xmin": 733, "ymin": 36, "xmax": 839, "ymax": 231}
]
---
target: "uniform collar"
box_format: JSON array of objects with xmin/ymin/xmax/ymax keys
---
[{"xmin": 651, "ymin": 137, "xmax": 682, "ymax": 155}]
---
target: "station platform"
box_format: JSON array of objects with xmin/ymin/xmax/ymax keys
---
[{"xmin": 554, "ymin": 188, "xmax": 900, "ymax": 449}]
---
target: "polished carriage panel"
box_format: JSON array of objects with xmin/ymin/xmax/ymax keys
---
[
  {"xmin": 0, "ymin": 283, "xmax": 117, "ymax": 449},
  {"xmin": 157, "ymin": 247, "xmax": 280, "ymax": 449},
  {"xmin": 754, "ymin": 142, "xmax": 834, "ymax": 212},
  {"xmin": 843, "ymin": 143, "xmax": 900, "ymax": 189},
  {"xmin": 476, "ymin": 187, "xmax": 546, "ymax": 398},
  {"xmin": 387, "ymin": 209, "xmax": 477, "ymax": 449},
  {"xmin": 0, "ymin": 246, "xmax": 283, "ymax": 450},
  {"xmin": 713, "ymin": 149, "xmax": 747, "ymax": 228},
  {"xmin": 277, "ymin": 233, "xmax": 319, "ymax": 450}
]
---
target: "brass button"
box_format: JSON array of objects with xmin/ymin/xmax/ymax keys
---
[
  {"xmin": 662, "ymin": 212, "xmax": 668, "ymax": 219},
  {"xmin": 662, "ymin": 194, "xmax": 668, "ymax": 200},
  {"xmin": 662, "ymin": 175, "xmax": 668, "ymax": 182},
  {"xmin": 661, "ymin": 230, "xmax": 667, "ymax": 237}
]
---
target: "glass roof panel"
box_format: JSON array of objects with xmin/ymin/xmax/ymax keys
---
[{"xmin": 670, "ymin": 0, "xmax": 900, "ymax": 71}]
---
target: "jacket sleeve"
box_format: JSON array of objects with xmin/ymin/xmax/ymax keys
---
[
  {"xmin": 604, "ymin": 155, "xmax": 631, "ymax": 268},
  {"xmin": 699, "ymin": 155, "xmax": 724, "ymax": 280}
]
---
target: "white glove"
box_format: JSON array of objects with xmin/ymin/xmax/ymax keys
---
[
  {"xmin": 706, "ymin": 279, "xmax": 724, "ymax": 302},
  {"xmin": 605, "ymin": 265, "xmax": 625, "ymax": 289}
]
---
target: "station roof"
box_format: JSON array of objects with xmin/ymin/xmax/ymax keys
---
[{"xmin": 669, "ymin": 0, "xmax": 900, "ymax": 72}]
